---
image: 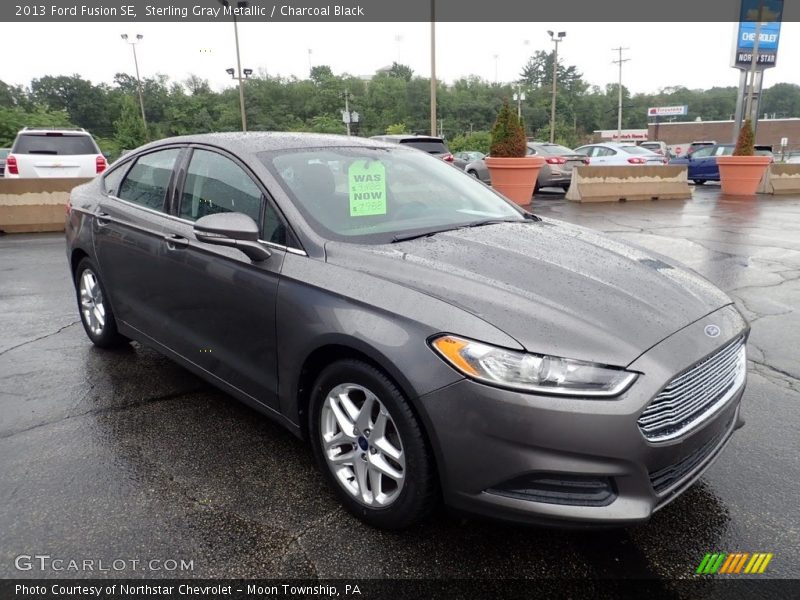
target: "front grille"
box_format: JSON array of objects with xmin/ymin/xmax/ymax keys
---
[
  {"xmin": 486, "ymin": 474, "xmax": 616, "ymax": 507},
  {"xmin": 638, "ymin": 336, "xmax": 746, "ymax": 442},
  {"xmin": 649, "ymin": 428, "xmax": 727, "ymax": 495}
]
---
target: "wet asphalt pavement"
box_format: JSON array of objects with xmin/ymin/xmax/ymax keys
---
[{"xmin": 1, "ymin": 185, "xmax": 799, "ymax": 583}]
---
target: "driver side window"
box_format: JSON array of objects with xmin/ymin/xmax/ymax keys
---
[{"xmin": 180, "ymin": 149, "xmax": 262, "ymax": 223}]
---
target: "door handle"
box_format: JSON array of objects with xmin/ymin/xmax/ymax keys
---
[
  {"xmin": 95, "ymin": 212, "xmax": 111, "ymax": 227},
  {"xmin": 163, "ymin": 234, "xmax": 189, "ymax": 250}
]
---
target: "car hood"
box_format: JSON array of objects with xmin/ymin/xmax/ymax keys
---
[{"xmin": 324, "ymin": 219, "xmax": 732, "ymax": 367}]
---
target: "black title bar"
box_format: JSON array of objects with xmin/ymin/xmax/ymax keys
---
[{"xmin": 3, "ymin": 0, "xmax": 800, "ymax": 22}]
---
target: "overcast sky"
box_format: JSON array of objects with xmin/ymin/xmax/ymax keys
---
[{"xmin": 2, "ymin": 21, "xmax": 800, "ymax": 95}]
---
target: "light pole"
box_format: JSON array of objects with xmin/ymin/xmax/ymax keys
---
[
  {"xmin": 341, "ymin": 89, "xmax": 353, "ymax": 137},
  {"xmin": 493, "ymin": 54, "xmax": 499, "ymax": 83},
  {"xmin": 547, "ymin": 30, "xmax": 565, "ymax": 144},
  {"xmin": 612, "ymin": 46, "xmax": 630, "ymax": 141},
  {"xmin": 307, "ymin": 48, "xmax": 313, "ymax": 73},
  {"xmin": 513, "ymin": 86, "xmax": 526, "ymax": 119},
  {"xmin": 120, "ymin": 34, "xmax": 148, "ymax": 139},
  {"xmin": 218, "ymin": 0, "xmax": 249, "ymax": 132}
]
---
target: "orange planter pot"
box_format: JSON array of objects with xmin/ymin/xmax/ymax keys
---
[
  {"xmin": 485, "ymin": 156, "xmax": 545, "ymax": 206},
  {"xmin": 716, "ymin": 155, "xmax": 771, "ymax": 196}
]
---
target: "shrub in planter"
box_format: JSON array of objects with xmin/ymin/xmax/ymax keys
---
[
  {"xmin": 717, "ymin": 119, "xmax": 771, "ymax": 196},
  {"xmin": 484, "ymin": 99, "xmax": 544, "ymax": 205}
]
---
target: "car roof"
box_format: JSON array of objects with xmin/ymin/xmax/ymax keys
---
[
  {"xmin": 134, "ymin": 132, "xmax": 397, "ymax": 156},
  {"xmin": 18, "ymin": 127, "xmax": 91, "ymax": 136},
  {"xmin": 371, "ymin": 134, "xmax": 445, "ymax": 142}
]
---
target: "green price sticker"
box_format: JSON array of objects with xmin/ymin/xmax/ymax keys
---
[{"xmin": 348, "ymin": 161, "xmax": 387, "ymax": 217}]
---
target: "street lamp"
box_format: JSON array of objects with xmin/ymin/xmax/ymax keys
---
[
  {"xmin": 547, "ymin": 30, "xmax": 566, "ymax": 144},
  {"xmin": 120, "ymin": 33, "xmax": 148, "ymax": 139},
  {"xmin": 218, "ymin": 0, "xmax": 249, "ymax": 132},
  {"xmin": 513, "ymin": 86, "xmax": 526, "ymax": 119}
]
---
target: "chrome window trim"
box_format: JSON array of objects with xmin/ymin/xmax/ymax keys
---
[{"xmin": 105, "ymin": 194, "xmax": 308, "ymax": 257}]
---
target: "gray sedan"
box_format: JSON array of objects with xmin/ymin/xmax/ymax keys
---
[
  {"xmin": 66, "ymin": 133, "xmax": 748, "ymax": 529},
  {"xmin": 465, "ymin": 142, "xmax": 587, "ymax": 192}
]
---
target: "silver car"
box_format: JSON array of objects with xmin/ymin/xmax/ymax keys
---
[
  {"xmin": 465, "ymin": 142, "xmax": 587, "ymax": 192},
  {"xmin": 66, "ymin": 133, "xmax": 747, "ymax": 529}
]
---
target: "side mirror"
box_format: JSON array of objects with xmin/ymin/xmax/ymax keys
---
[{"xmin": 194, "ymin": 212, "xmax": 271, "ymax": 262}]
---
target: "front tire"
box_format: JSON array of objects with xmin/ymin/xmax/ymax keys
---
[
  {"xmin": 74, "ymin": 257, "xmax": 128, "ymax": 348},
  {"xmin": 309, "ymin": 359, "xmax": 437, "ymax": 529}
]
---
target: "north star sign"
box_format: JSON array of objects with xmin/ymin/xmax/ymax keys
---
[
  {"xmin": 732, "ymin": 0, "xmax": 783, "ymax": 69},
  {"xmin": 647, "ymin": 106, "xmax": 688, "ymax": 117}
]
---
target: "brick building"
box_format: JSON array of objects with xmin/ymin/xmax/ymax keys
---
[{"xmin": 647, "ymin": 118, "xmax": 800, "ymax": 152}]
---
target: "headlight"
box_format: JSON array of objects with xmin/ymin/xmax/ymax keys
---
[{"xmin": 430, "ymin": 335, "xmax": 637, "ymax": 397}]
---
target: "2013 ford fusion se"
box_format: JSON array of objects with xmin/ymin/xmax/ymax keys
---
[{"xmin": 66, "ymin": 133, "xmax": 747, "ymax": 529}]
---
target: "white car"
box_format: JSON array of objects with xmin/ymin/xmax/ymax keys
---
[
  {"xmin": 786, "ymin": 152, "xmax": 800, "ymax": 164},
  {"xmin": 574, "ymin": 142, "xmax": 667, "ymax": 166},
  {"xmin": 4, "ymin": 128, "xmax": 106, "ymax": 178}
]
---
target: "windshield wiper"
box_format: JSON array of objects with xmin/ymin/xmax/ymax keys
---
[{"xmin": 391, "ymin": 226, "xmax": 459, "ymax": 243}]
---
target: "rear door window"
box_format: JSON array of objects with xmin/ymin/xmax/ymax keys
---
[
  {"xmin": 118, "ymin": 148, "xmax": 181, "ymax": 211},
  {"xmin": 13, "ymin": 134, "xmax": 98, "ymax": 155}
]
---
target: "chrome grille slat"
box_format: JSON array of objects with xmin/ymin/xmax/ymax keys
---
[
  {"xmin": 638, "ymin": 336, "xmax": 746, "ymax": 442},
  {"xmin": 638, "ymin": 366, "xmax": 740, "ymax": 427},
  {"xmin": 648, "ymin": 347, "xmax": 742, "ymax": 402},
  {"xmin": 658, "ymin": 338, "xmax": 742, "ymax": 388}
]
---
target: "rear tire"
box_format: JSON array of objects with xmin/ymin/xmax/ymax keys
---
[
  {"xmin": 74, "ymin": 257, "xmax": 128, "ymax": 348},
  {"xmin": 309, "ymin": 359, "xmax": 438, "ymax": 529},
  {"xmin": 468, "ymin": 170, "xmax": 479, "ymax": 179}
]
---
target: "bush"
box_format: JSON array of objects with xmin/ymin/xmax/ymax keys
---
[
  {"xmin": 733, "ymin": 119, "xmax": 755, "ymax": 156},
  {"xmin": 385, "ymin": 123, "xmax": 409, "ymax": 135},
  {"xmin": 448, "ymin": 131, "xmax": 491, "ymax": 155},
  {"xmin": 489, "ymin": 98, "xmax": 527, "ymax": 158}
]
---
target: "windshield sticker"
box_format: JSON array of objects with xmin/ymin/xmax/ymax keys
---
[{"xmin": 348, "ymin": 161, "xmax": 387, "ymax": 217}]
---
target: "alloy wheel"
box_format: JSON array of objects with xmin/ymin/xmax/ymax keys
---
[
  {"xmin": 79, "ymin": 269, "xmax": 106, "ymax": 336},
  {"xmin": 320, "ymin": 383, "xmax": 406, "ymax": 507}
]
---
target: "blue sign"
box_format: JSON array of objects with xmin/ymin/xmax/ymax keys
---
[
  {"xmin": 733, "ymin": 0, "xmax": 783, "ymax": 68},
  {"xmin": 737, "ymin": 21, "xmax": 781, "ymax": 50}
]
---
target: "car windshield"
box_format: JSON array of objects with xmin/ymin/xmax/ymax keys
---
[
  {"xmin": 620, "ymin": 145, "xmax": 657, "ymax": 155},
  {"xmin": 261, "ymin": 146, "xmax": 525, "ymax": 244},
  {"xmin": 535, "ymin": 144, "xmax": 575, "ymax": 156},
  {"xmin": 14, "ymin": 134, "xmax": 97, "ymax": 155}
]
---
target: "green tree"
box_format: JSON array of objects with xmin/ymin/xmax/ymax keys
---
[{"xmin": 114, "ymin": 96, "xmax": 147, "ymax": 150}]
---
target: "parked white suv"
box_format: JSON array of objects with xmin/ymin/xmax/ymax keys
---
[{"xmin": 4, "ymin": 127, "xmax": 106, "ymax": 178}]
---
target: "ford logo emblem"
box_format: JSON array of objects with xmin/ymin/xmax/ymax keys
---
[{"xmin": 704, "ymin": 325, "xmax": 721, "ymax": 338}]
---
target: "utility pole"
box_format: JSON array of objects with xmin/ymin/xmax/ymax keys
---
[
  {"xmin": 218, "ymin": 1, "xmax": 249, "ymax": 132},
  {"xmin": 341, "ymin": 89, "xmax": 352, "ymax": 137},
  {"xmin": 120, "ymin": 34, "xmax": 148, "ymax": 139},
  {"xmin": 548, "ymin": 31, "xmax": 566, "ymax": 143},
  {"xmin": 612, "ymin": 46, "xmax": 630, "ymax": 141},
  {"xmin": 430, "ymin": 0, "xmax": 437, "ymax": 136}
]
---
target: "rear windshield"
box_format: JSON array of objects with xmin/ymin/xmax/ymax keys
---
[
  {"xmin": 620, "ymin": 145, "xmax": 657, "ymax": 155},
  {"xmin": 13, "ymin": 134, "xmax": 98, "ymax": 155},
  {"xmin": 0, "ymin": 149, "xmax": 9, "ymax": 160},
  {"xmin": 534, "ymin": 144, "xmax": 575, "ymax": 156},
  {"xmin": 399, "ymin": 139, "xmax": 449, "ymax": 154}
]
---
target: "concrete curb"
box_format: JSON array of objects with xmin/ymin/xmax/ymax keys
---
[
  {"xmin": 0, "ymin": 178, "xmax": 91, "ymax": 233},
  {"xmin": 756, "ymin": 164, "xmax": 800, "ymax": 195},
  {"xmin": 565, "ymin": 166, "xmax": 691, "ymax": 203}
]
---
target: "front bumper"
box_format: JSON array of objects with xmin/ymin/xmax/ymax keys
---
[{"xmin": 418, "ymin": 305, "xmax": 748, "ymax": 526}]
